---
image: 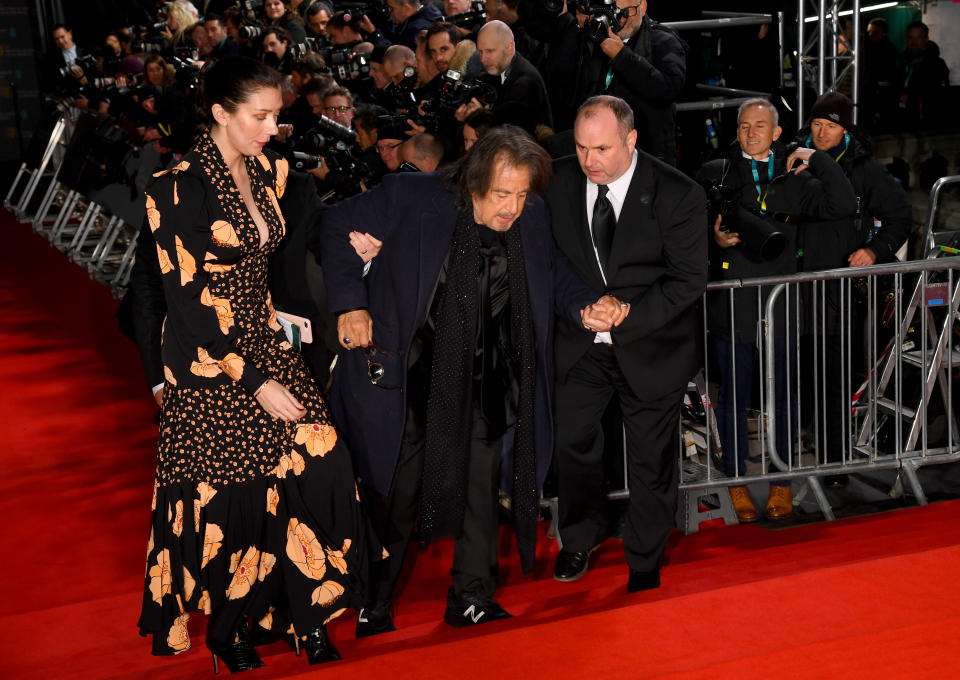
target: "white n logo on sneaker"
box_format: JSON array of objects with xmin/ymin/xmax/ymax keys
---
[{"xmin": 463, "ymin": 605, "xmax": 485, "ymax": 623}]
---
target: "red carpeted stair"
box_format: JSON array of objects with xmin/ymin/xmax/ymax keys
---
[{"xmin": 2, "ymin": 210, "xmax": 959, "ymax": 679}]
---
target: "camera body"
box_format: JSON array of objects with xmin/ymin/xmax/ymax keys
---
[
  {"xmin": 293, "ymin": 116, "xmax": 378, "ymax": 199},
  {"xmin": 575, "ymin": 0, "xmax": 627, "ymax": 44},
  {"xmin": 339, "ymin": 0, "xmax": 393, "ymax": 26},
  {"xmin": 316, "ymin": 46, "xmax": 371, "ymax": 81},
  {"xmin": 701, "ymin": 160, "xmax": 787, "ymax": 262},
  {"xmin": 383, "ymin": 65, "xmax": 418, "ymax": 112},
  {"xmin": 58, "ymin": 54, "xmax": 99, "ymax": 80},
  {"xmin": 443, "ymin": 1, "xmax": 487, "ymax": 30}
]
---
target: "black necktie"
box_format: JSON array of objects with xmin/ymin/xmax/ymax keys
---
[{"xmin": 592, "ymin": 184, "xmax": 616, "ymax": 273}]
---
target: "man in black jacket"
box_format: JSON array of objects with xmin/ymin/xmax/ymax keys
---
[
  {"xmin": 383, "ymin": 0, "xmax": 444, "ymax": 49},
  {"xmin": 795, "ymin": 92, "xmax": 912, "ymax": 481},
  {"xmin": 546, "ymin": 1, "xmax": 685, "ymax": 164},
  {"xmin": 457, "ymin": 20, "xmax": 552, "ymax": 136},
  {"xmin": 548, "ymin": 95, "xmax": 706, "ymax": 591}
]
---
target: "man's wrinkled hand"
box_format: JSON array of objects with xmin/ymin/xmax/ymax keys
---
[
  {"xmin": 349, "ymin": 231, "xmax": 383, "ymax": 263},
  {"xmin": 713, "ymin": 214, "xmax": 741, "ymax": 248},
  {"xmin": 338, "ymin": 309, "xmax": 373, "ymax": 349}
]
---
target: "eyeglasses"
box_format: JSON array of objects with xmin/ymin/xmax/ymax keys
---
[
  {"xmin": 325, "ymin": 105, "xmax": 354, "ymax": 114},
  {"xmin": 362, "ymin": 345, "xmax": 401, "ymax": 390},
  {"xmin": 621, "ymin": 4, "xmax": 643, "ymax": 17}
]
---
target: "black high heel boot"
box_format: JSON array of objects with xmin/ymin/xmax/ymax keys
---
[
  {"xmin": 302, "ymin": 625, "xmax": 342, "ymax": 665},
  {"xmin": 207, "ymin": 623, "xmax": 266, "ymax": 674}
]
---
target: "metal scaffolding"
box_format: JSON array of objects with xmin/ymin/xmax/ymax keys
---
[{"xmin": 796, "ymin": 0, "xmax": 862, "ymax": 127}]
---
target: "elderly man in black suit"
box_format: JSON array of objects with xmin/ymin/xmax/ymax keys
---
[
  {"xmin": 548, "ymin": 95, "xmax": 707, "ymax": 592},
  {"xmin": 321, "ymin": 126, "xmax": 624, "ymax": 636},
  {"xmin": 457, "ymin": 20, "xmax": 553, "ymax": 136}
]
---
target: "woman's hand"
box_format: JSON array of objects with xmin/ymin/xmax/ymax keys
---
[{"xmin": 255, "ymin": 379, "xmax": 307, "ymax": 421}]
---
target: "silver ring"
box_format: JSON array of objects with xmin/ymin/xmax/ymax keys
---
[{"xmin": 361, "ymin": 249, "xmax": 368, "ymax": 254}]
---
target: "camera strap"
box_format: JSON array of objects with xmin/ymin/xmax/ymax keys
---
[{"xmin": 750, "ymin": 151, "xmax": 774, "ymax": 214}]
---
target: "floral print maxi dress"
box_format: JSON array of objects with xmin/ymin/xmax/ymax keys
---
[{"xmin": 138, "ymin": 131, "xmax": 373, "ymax": 656}]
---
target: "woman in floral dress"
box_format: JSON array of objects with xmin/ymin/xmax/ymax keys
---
[{"xmin": 137, "ymin": 57, "xmax": 374, "ymax": 672}]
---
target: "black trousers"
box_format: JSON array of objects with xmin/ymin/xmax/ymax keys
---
[
  {"xmin": 365, "ymin": 405, "xmax": 502, "ymax": 602},
  {"xmin": 555, "ymin": 343, "xmax": 682, "ymax": 574}
]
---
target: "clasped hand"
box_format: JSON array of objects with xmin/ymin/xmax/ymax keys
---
[
  {"xmin": 581, "ymin": 294, "xmax": 630, "ymax": 332},
  {"xmin": 255, "ymin": 379, "xmax": 307, "ymax": 421}
]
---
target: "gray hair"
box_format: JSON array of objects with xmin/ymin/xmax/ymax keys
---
[
  {"xmin": 737, "ymin": 98, "xmax": 779, "ymax": 127},
  {"xmin": 576, "ymin": 95, "xmax": 635, "ymax": 140}
]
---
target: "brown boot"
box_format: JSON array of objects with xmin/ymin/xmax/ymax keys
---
[
  {"xmin": 729, "ymin": 486, "xmax": 758, "ymax": 522},
  {"xmin": 765, "ymin": 485, "xmax": 793, "ymax": 520}
]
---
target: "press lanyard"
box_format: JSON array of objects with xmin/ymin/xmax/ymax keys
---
[
  {"xmin": 751, "ymin": 152, "xmax": 774, "ymax": 214},
  {"xmin": 605, "ymin": 65, "xmax": 614, "ymax": 89}
]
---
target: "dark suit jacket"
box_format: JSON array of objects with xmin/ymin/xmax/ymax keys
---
[
  {"xmin": 321, "ymin": 172, "xmax": 597, "ymax": 496},
  {"xmin": 547, "ymin": 153, "xmax": 707, "ymax": 401},
  {"xmin": 487, "ymin": 52, "xmax": 553, "ymax": 134}
]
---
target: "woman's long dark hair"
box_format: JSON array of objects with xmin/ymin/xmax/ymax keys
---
[{"xmin": 195, "ymin": 56, "xmax": 282, "ymax": 129}]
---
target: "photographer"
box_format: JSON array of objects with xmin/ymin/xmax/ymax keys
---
[
  {"xmin": 43, "ymin": 24, "xmax": 89, "ymax": 92},
  {"xmin": 543, "ymin": 0, "xmax": 684, "ymax": 164},
  {"xmin": 223, "ymin": 6, "xmax": 264, "ymax": 59},
  {"xmin": 484, "ymin": 0, "xmax": 541, "ymax": 64},
  {"xmin": 262, "ymin": 0, "xmax": 309, "ymax": 44},
  {"xmin": 457, "ymin": 20, "xmax": 551, "ymax": 136},
  {"xmin": 204, "ymin": 13, "xmax": 241, "ymax": 58},
  {"xmin": 383, "ymin": 0, "xmax": 443, "ymax": 50},
  {"xmin": 306, "ymin": 1, "xmax": 334, "ymax": 41},
  {"xmin": 398, "ymin": 132, "xmax": 444, "ymax": 171},
  {"xmin": 262, "ymin": 26, "xmax": 294, "ymax": 72},
  {"xmin": 157, "ymin": 0, "xmax": 200, "ymax": 52},
  {"xmin": 698, "ymin": 98, "xmax": 857, "ymax": 520}
]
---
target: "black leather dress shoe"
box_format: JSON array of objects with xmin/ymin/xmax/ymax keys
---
[
  {"xmin": 553, "ymin": 547, "xmax": 596, "ymax": 582},
  {"xmin": 443, "ymin": 588, "xmax": 512, "ymax": 627},
  {"xmin": 356, "ymin": 600, "xmax": 396, "ymax": 638},
  {"xmin": 627, "ymin": 569, "xmax": 661, "ymax": 593}
]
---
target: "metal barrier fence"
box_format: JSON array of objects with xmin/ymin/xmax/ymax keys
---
[{"xmin": 4, "ymin": 110, "xmax": 144, "ymax": 298}]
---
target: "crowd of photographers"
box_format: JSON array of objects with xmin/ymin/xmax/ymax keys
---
[{"xmin": 40, "ymin": 0, "xmax": 701, "ymax": 205}]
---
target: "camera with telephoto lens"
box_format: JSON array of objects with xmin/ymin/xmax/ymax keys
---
[
  {"xmin": 575, "ymin": 0, "xmax": 627, "ymax": 44},
  {"xmin": 171, "ymin": 53, "xmax": 203, "ymax": 91},
  {"xmin": 700, "ymin": 159, "xmax": 787, "ymax": 261},
  {"xmin": 338, "ymin": 0, "xmax": 393, "ymax": 26},
  {"xmin": 383, "ymin": 65, "xmax": 418, "ymax": 112},
  {"xmin": 291, "ymin": 116, "xmax": 379, "ymax": 199},
  {"xmin": 58, "ymin": 54, "xmax": 99, "ymax": 80},
  {"xmin": 240, "ymin": 23, "xmax": 265, "ymax": 40},
  {"xmin": 426, "ymin": 69, "xmax": 497, "ymax": 114},
  {"xmin": 316, "ymin": 47, "xmax": 371, "ymax": 81},
  {"xmin": 443, "ymin": 1, "xmax": 487, "ymax": 29},
  {"xmin": 288, "ymin": 37, "xmax": 321, "ymax": 60}
]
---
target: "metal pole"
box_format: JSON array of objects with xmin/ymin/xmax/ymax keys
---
[
  {"xmin": 830, "ymin": 0, "xmax": 839, "ymax": 87},
  {"xmin": 852, "ymin": 0, "xmax": 861, "ymax": 123},
  {"xmin": 798, "ymin": 0, "xmax": 806, "ymax": 128},
  {"xmin": 660, "ymin": 16, "xmax": 772, "ymax": 31},
  {"xmin": 696, "ymin": 84, "xmax": 772, "ymax": 98},
  {"xmin": 819, "ymin": 0, "xmax": 827, "ymax": 94},
  {"xmin": 778, "ymin": 11, "xmax": 785, "ymax": 89}
]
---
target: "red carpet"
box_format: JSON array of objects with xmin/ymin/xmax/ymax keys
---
[{"xmin": 2, "ymin": 210, "xmax": 960, "ymax": 679}]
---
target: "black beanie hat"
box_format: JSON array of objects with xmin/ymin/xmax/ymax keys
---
[{"xmin": 808, "ymin": 91, "xmax": 853, "ymax": 130}]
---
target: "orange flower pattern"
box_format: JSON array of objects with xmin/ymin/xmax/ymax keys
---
[
  {"xmin": 157, "ymin": 242, "xmax": 173, "ymax": 275},
  {"xmin": 276, "ymin": 157, "xmax": 289, "ymax": 198},
  {"xmin": 148, "ymin": 549, "xmax": 172, "ymax": 604},
  {"xmin": 258, "ymin": 552, "xmax": 277, "ymax": 582},
  {"xmin": 203, "ymin": 251, "xmax": 234, "ymax": 273},
  {"xmin": 211, "ymin": 220, "xmax": 240, "ymax": 248},
  {"xmin": 201, "ymin": 523, "xmax": 223, "ymax": 568},
  {"xmin": 286, "ymin": 518, "xmax": 326, "ymax": 580},
  {"xmin": 326, "ymin": 539, "xmax": 352, "ymax": 575},
  {"xmin": 175, "ymin": 235, "xmax": 196, "ymax": 286},
  {"xmin": 200, "ymin": 287, "xmax": 235, "ymax": 335},
  {"xmin": 183, "ymin": 566, "xmax": 196, "ymax": 601},
  {"xmin": 163, "ymin": 365, "xmax": 177, "ymax": 386},
  {"xmin": 166, "ymin": 613, "xmax": 191, "ymax": 652},
  {"xmin": 266, "ymin": 485, "xmax": 279, "ymax": 515},
  {"xmin": 225, "ymin": 546, "xmax": 260, "ymax": 600},
  {"xmin": 295, "ymin": 423, "xmax": 337, "ymax": 458},
  {"xmin": 171, "ymin": 500, "xmax": 184, "ymax": 537},
  {"xmin": 310, "ymin": 581, "xmax": 344, "ymax": 607},
  {"xmin": 146, "ymin": 194, "xmax": 161, "ymax": 232}
]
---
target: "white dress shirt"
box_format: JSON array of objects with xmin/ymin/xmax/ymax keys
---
[{"xmin": 585, "ymin": 150, "xmax": 638, "ymax": 344}]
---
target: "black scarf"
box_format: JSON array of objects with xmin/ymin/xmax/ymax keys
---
[{"xmin": 418, "ymin": 201, "xmax": 539, "ymax": 573}]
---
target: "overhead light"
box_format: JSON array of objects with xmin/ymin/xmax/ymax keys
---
[{"xmin": 803, "ymin": 2, "xmax": 898, "ymax": 22}]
